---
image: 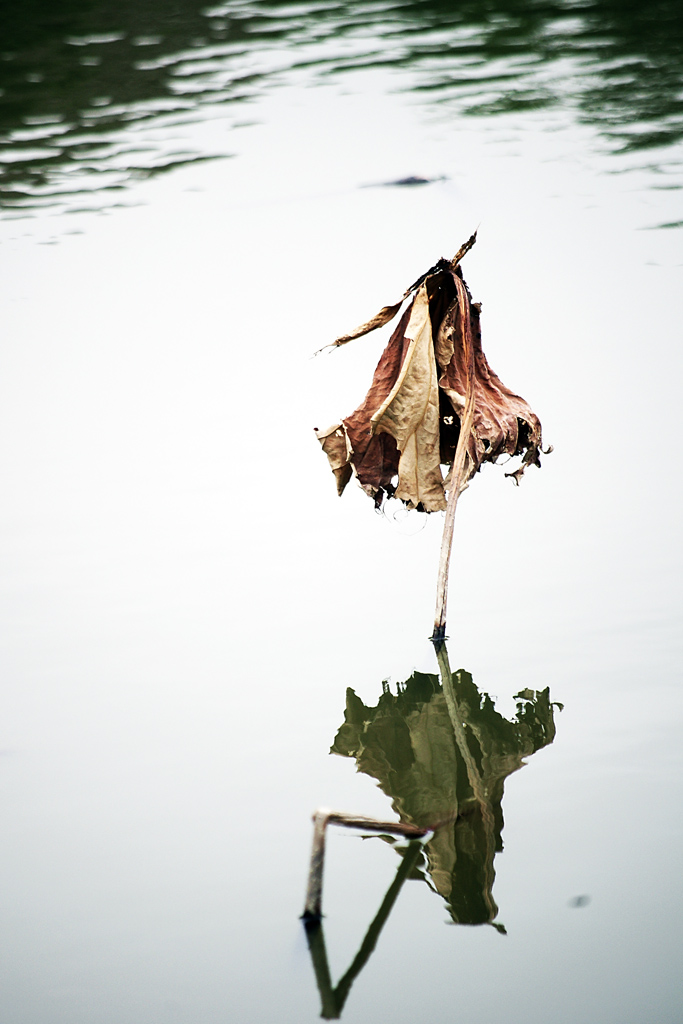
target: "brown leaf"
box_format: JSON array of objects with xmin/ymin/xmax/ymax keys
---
[
  {"xmin": 318, "ymin": 252, "xmax": 465, "ymax": 352},
  {"xmin": 314, "ymin": 423, "xmax": 353, "ymax": 496},
  {"xmin": 316, "ymin": 249, "xmax": 545, "ymax": 510},
  {"xmin": 370, "ymin": 284, "xmax": 446, "ymax": 511},
  {"xmin": 328, "ymin": 301, "xmax": 404, "ymax": 349},
  {"xmin": 432, "ymin": 269, "xmax": 543, "ymax": 486}
]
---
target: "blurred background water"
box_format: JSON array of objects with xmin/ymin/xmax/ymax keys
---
[
  {"xmin": 1, "ymin": 1, "xmax": 682, "ymax": 1022},
  {"xmin": 2, "ymin": 0, "xmax": 683, "ymax": 217}
]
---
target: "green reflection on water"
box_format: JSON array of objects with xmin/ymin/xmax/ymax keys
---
[
  {"xmin": 331, "ymin": 643, "xmax": 559, "ymax": 927},
  {"xmin": 1, "ymin": 0, "xmax": 682, "ymax": 212},
  {"xmin": 306, "ymin": 643, "xmax": 560, "ymax": 1017}
]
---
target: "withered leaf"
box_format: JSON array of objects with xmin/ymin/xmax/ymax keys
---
[
  {"xmin": 319, "ymin": 255, "xmax": 459, "ymax": 353},
  {"xmin": 316, "ymin": 252, "xmax": 545, "ymax": 511},
  {"xmin": 328, "ymin": 300, "xmax": 404, "ymax": 349}
]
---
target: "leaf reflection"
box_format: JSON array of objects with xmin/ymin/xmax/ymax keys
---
[
  {"xmin": 306, "ymin": 643, "xmax": 560, "ymax": 1017},
  {"xmin": 331, "ymin": 642, "xmax": 560, "ymax": 929}
]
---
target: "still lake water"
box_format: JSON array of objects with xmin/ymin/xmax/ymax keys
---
[{"xmin": 1, "ymin": 1, "xmax": 682, "ymax": 1021}]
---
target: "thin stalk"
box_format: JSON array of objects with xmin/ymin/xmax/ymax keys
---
[
  {"xmin": 303, "ymin": 922, "xmax": 339, "ymax": 1020},
  {"xmin": 432, "ymin": 274, "xmax": 476, "ymax": 642},
  {"xmin": 302, "ymin": 809, "xmax": 429, "ymax": 921},
  {"xmin": 327, "ymin": 812, "xmax": 428, "ymax": 838},
  {"xmin": 304, "ymin": 842, "xmax": 424, "ymax": 1020},
  {"xmin": 329, "ymin": 841, "xmax": 423, "ymax": 1016},
  {"xmin": 303, "ymin": 809, "xmax": 331, "ymax": 920}
]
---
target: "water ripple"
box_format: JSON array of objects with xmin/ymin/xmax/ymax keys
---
[{"xmin": 1, "ymin": 0, "xmax": 681, "ymax": 215}]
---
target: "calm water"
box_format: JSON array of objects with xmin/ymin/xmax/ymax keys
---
[{"xmin": 1, "ymin": 1, "xmax": 682, "ymax": 1022}]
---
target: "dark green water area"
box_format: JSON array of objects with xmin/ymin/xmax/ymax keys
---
[{"xmin": 2, "ymin": 0, "xmax": 683, "ymax": 212}]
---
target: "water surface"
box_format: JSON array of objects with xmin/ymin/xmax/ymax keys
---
[
  {"xmin": 2, "ymin": 0, "xmax": 683, "ymax": 216},
  {"xmin": 0, "ymin": 2, "xmax": 682, "ymax": 1023}
]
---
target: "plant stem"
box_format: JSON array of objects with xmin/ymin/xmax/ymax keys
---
[
  {"xmin": 302, "ymin": 810, "xmax": 428, "ymax": 921},
  {"xmin": 432, "ymin": 275, "xmax": 476, "ymax": 642}
]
